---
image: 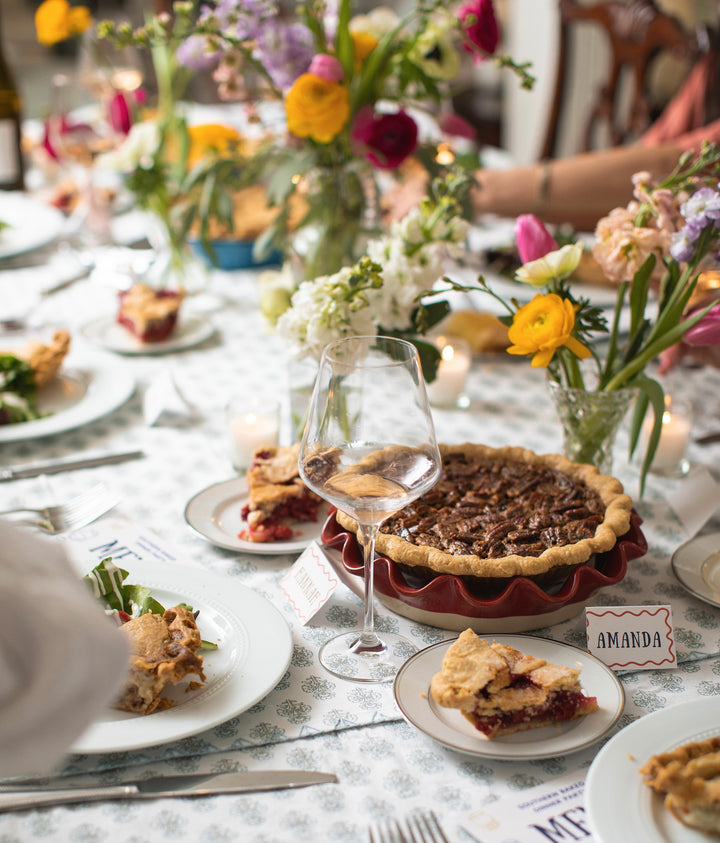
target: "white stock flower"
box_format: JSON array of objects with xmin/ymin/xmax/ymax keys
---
[
  {"xmin": 349, "ymin": 6, "xmax": 400, "ymax": 39},
  {"xmin": 97, "ymin": 121, "xmax": 161, "ymax": 172}
]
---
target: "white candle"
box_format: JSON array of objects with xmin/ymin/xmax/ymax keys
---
[
  {"xmin": 642, "ymin": 397, "xmax": 692, "ymax": 475},
  {"xmin": 426, "ymin": 335, "xmax": 471, "ymax": 408},
  {"xmin": 226, "ymin": 399, "xmax": 279, "ymax": 471}
]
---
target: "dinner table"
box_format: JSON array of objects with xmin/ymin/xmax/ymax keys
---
[{"xmin": 1, "ymin": 200, "xmax": 720, "ymax": 843}]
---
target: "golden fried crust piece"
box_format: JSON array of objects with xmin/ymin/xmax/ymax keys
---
[
  {"xmin": 640, "ymin": 738, "xmax": 720, "ymax": 836},
  {"xmin": 430, "ymin": 629, "xmax": 598, "ymax": 738},
  {"xmin": 14, "ymin": 329, "xmax": 71, "ymax": 388},
  {"xmin": 336, "ymin": 443, "xmax": 633, "ymax": 580},
  {"xmin": 114, "ymin": 606, "xmax": 205, "ymax": 715}
]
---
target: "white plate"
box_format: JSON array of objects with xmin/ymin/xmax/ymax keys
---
[
  {"xmin": 393, "ymin": 634, "xmax": 624, "ymax": 761},
  {"xmin": 0, "ymin": 193, "xmax": 65, "ymax": 258},
  {"xmin": 671, "ymin": 531, "xmax": 720, "ymax": 608},
  {"xmin": 184, "ymin": 476, "xmax": 328, "ymax": 555},
  {"xmin": 81, "ymin": 314, "xmax": 215, "ymax": 355},
  {"xmin": 586, "ymin": 698, "xmax": 720, "ymax": 842},
  {"xmin": 71, "ymin": 559, "xmax": 293, "ymax": 753},
  {"xmin": 0, "ymin": 345, "xmax": 135, "ymax": 442}
]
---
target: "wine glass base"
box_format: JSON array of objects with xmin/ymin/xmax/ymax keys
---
[{"xmin": 319, "ymin": 631, "xmax": 417, "ymax": 683}]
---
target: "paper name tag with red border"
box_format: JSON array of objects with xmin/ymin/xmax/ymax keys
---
[
  {"xmin": 585, "ymin": 605, "xmax": 676, "ymax": 669},
  {"xmin": 280, "ymin": 541, "xmax": 339, "ymax": 625}
]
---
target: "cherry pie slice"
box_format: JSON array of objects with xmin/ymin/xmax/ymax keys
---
[
  {"xmin": 117, "ymin": 283, "xmax": 184, "ymax": 343},
  {"xmin": 640, "ymin": 737, "xmax": 720, "ymax": 835},
  {"xmin": 430, "ymin": 629, "xmax": 598, "ymax": 737},
  {"xmin": 240, "ymin": 443, "xmax": 322, "ymax": 542}
]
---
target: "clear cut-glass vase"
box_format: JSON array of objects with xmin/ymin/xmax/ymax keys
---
[
  {"xmin": 144, "ymin": 212, "xmax": 208, "ymax": 295},
  {"xmin": 547, "ymin": 379, "xmax": 637, "ymax": 475}
]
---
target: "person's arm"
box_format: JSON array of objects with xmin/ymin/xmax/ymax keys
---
[{"xmin": 471, "ymin": 143, "xmax": 687, "ymax": 231}]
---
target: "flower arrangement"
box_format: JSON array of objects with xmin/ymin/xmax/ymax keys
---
[
  {"xmin": 97, "ymin": 0, "xmax": 533, "ymax": 280},
  {"xmin": 480, "ymin": 144, "xmax": 720, "ymax": 492},
  {"xmin": 266, "ymin": 167, "xmax": 474, "ymax": 381},
  {"xmin": 35, "ymin": 0, "xmax": 92, "ymax": 47}
]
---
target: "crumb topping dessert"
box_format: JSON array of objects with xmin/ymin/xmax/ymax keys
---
[
  {"xmin": 640, "ymin": 737, "xmax": 720, "ymax": 836},
  {"xmin": 114, "ymin": 606, "xmax": 205, "ymax": 715},
  {"xmin": 240, "ymin": 443, "xmax": 322, "ymax": 542},
  {"xmin": 430, "ymin": 629, "xmax": 599, "ymax": 738},
  {"xmin": 117, "ymin": 283, "xmax": 184, "ymax": 343},
  {"xmin": 336, "ymin": 443, "xmax": 633, "ymax": 582},
  {"xmin": 15, "ymin": 329, "xmax": 71, "ymax": 388}
]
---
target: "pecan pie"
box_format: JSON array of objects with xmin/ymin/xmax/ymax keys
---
[
  {"xmin": 430, "ymin": 629, "xmax": 598, "ymax": 737},
  {"xmin": 114, "ymin": 606, "xmax": 205, "ymax": 715},
  {"xmin": 640, "ymin": 737, "xmax": 720, "ymax": 836},
  {"xmin": 335, "ymin": 443, "xmax": 633, "ymax": 588},
  {"xmin": 240, "ymin": 443, "xmax": 322, "ymax": 542},
  {"xmin": 117, "ymin": 283, "xmax": 184, "ymax": 343}
]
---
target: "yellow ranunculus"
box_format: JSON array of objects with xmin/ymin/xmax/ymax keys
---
[
  {"xmin": 187, "ymin": 123, "xmax": 243, "ymax": 166},
  {"xmin": 285, "ymin": 74, "xmax": 350, "ymax": 144},
  {"xmin": 350, "ymin": 31, "xmax": 379, "ymax": 72},
  {"xmin": 507, "ymin": 293, "xmax": 591, "ymax": 368},
  {"xmin": 515, "ymin": 242, "xmax": 583, "ymax": 287},
  {"xmin": 35, "ymin": 0, "xmax": 92, "ymax": 47}
]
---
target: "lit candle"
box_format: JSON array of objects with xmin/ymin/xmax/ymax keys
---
[
  {"xmin": 642, "ymin": 396, "xmax": 692, "ymax": 477},
  {"xmin": 226, "ymin": 398, "xmax": 280, "ymax": 472},
  {"xmin": 426, "ymin": 335, "xmax": 471, "ymax": 408}
]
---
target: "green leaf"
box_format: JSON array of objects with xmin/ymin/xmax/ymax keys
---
[{"xmin": 629, "ymin": 374, "xmax": 665, "ymax": 497}]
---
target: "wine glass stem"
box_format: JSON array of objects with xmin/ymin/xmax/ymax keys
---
[{"xmin": 356, "ymin": 521, "xmax": 384, "ymax": 653}]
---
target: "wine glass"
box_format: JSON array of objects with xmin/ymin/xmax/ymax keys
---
[{"xmin": 299, "ymin": 335, "xmax": 442, "ymax": 683}]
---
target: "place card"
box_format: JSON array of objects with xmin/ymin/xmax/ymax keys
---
[
  {"xmin": 280, "ymin": 541, "xmax": 339, "ymax": 625},
  {"xmin": 460, "ymin": 771, "xmax": 596, "ymax": 842},
  {"xmin": 59, "ymin": 516, "xmax": 184, "ymax": 567},
  {"xmin": 666, "ymin": 466, "xmax": 720, "ymax": 538},
  {"xmin": 585, "ymin": 605, "xmax": 676, "ymax": 670}
]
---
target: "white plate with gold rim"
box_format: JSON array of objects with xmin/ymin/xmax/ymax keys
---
[
  {"xmin": 394, "ymin": 634, "xmax": 624, "ymax": 761},
  {"xmin": 671, "ymin": 531, "xmax": 720, "ymax": 608}
]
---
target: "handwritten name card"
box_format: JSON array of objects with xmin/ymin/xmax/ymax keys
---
[
  {"xmin": 280, "ymin": 541, "xmax": 339, "ymax": 624},
  {"xmin": 586, "ymin": 605, "xmax": 676, "ymax": 669}
]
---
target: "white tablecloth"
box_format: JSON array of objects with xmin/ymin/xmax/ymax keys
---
[{"xmin": 1, "ymin": 241, "xmax": 720, "ymax": 843}]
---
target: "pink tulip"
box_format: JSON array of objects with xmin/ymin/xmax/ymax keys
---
[
  {"xmin": 107, "ymin": 92, "xmax": 132, "ymax": 135},
  {"xmin": 515, "ymin": 214, "xmax": 558, "ymax": 263},
  {"xmin": 438, "ymin": 111, "xmax": 476, "ymax": 141},
  {"xmin": 685, "ymin": 301, "xmax": 720, "ymax": 346},
  {"xmin": 308, "ymin": 54, "xmax": 344, "ymax": 83}
]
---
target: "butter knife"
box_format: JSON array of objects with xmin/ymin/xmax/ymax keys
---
[
  {"xmin": 0, "ymin": 450, "xmax": 145, "ymax": 481},
  {"xmin": 0, "ymin": 769, "xmax": 338, "ymax": 812}
]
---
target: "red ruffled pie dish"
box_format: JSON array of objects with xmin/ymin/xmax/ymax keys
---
[{"xmin": 321, "ymin": 510, "xmax": 647, "ymax": 632}]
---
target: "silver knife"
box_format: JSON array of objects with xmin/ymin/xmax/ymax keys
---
[
  {"xmin": 0, "ymin": 769, "xmax": 338, "ymax": 812},
  {"xmin": 0, "ymin": 450, "xmax": 145, "ymax": 481}
]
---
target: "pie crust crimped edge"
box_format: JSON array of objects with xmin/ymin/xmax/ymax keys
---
[{"xmin": 335, "ymin": 443, "xmax": 634, "ymax": 579}]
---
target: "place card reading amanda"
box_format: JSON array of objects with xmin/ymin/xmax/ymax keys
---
[
  {"xmin": 280, "ymin": 541, "xmax": 339, "ymax": 624},
  {"xmin": 585, "ymin": 605, "xmax": 676, "ymax": 669}
]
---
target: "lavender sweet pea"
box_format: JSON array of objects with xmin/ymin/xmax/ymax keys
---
[{"xmin": 670, "ymin": 185, "xmax": 720, "ymax": 263}]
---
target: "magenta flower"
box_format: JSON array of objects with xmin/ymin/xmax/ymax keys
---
[
  {"xmin": 515, "ymin": 214, "xmax": 558, "ymax": 264},
  {"xmin": 307, "ymin": 54, "xmax": 344, "ymax": 83},
  {"xmin": 350, "ymin": 107, "xmax": 418, "ymax": 170},
  {"xmin": 438, "ymin": 111, "xmax": 476, "ymax": 141},
  {"xmin": 459, "ymin": 0, "xmax": 500, "ymax": 60},
  {"xmin": 685, "ymin": 301, "xmax": 720, "ymax": 346},
  {"xmin": 107, "ymin": 92, "xmax": 132, "ymax": 135}
]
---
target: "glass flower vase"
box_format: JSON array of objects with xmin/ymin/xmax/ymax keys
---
[
  {"xmin": 287, "ymin": 351, "xmax": 320, "ymax": 442},
  {"xmin": 547, "ymin": 379, "xmax": 637, "ymax": 475},
  {"xmin": 145, "ymin": 212, "xmax": 208, "ymax": 295},
  {"xmin": 289, "ymin": 161, "xmax": 380, "ymax": 282}
]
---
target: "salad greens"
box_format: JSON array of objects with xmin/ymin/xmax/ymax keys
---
[
  {"xmin": 0, "ymin": 354, "xmax": 41, "ymax": 424},
  {"xmin": 84, "ymin": 558, "xmax": 218, "ymax": 650}
]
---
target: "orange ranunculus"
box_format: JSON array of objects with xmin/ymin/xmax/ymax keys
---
[
  {"xmin": 35, "ymin": 0, "xmax": 91, "ymax": 46},
  {"xmin": 350, "ymin": 31, "xmax": 379, "ymax": 72},
  {"xmin": 285, "ymin": 74, "xmax": 350, "ymax": 144},
  {"xmin": 507, "ymin": 293, "xmax": 591, "ymax": 368},
  {"xmin": 187, "ymin": 123, "xmax": 243, "ymax": 166}
]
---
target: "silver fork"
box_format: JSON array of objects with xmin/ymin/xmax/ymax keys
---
[
  {"xmin": 369, "ymin": 810, "xmax": 450, "ymax": 843},
  {"xmin": 0, "ymin": 483, "xmax": 119, "ymax": 533}
]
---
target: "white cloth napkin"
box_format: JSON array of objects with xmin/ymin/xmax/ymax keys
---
[{"xmin": 0, "ymin": 523, "xmax": 129, "ymax": 778}]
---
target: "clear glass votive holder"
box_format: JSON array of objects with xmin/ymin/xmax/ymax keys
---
[
  {"xmin": 641, "ymin": 395, "xmax": 693, "ymax": 478},
  {"xmin": 226, "ymin": 396, "xmax": 280, "ymax": 472},
  {"xmin": 425, "ymin": 334, "xmax": 471, "ymax": 409}
]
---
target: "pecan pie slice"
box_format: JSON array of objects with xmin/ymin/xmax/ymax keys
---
[
  {"xmin": 640, "ymin": 737, "xmax": 720, "ymax": 835},
  {"xmin": 114, "ymin": 606, "xmax": 205, "ymax": 715},
  {"xmin": 430, "ymin": 629, "xmax": 598, "ymax": 737},
  {"xmin": 240, "ymin": 443, "xmax": 322, "ymax": 542},
  {"xmin": 117, "ymin": 283, "xmax": 184, "ymax": 343},
  {"xmin": 335, "ymin": 443, "xmax": 633, "ymax": 587}
]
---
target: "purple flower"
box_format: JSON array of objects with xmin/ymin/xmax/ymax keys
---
[
  {"xmin": 200, "ymin": 0, "xmax": 276, "ymax": 39},
  {"xmin": 176, "ymin": 34, "xmax": 220, "ymax": 70},
  {"xmin": 515, "ymin": 214, "xmax": 558, "ymax": 263},
  {"xmin": 254, "ymin": 21, "xmax": 314, "ymax": 91},
  {"xmin": 685, "ymin": 301, "xmax": 720, "ymax": 347},
  {"xmin": 670, "ymin": 228, "xmax": 697, "ymax": 263},
  {"xmin": 680, "ymin": 186, "xmax": 720, "ymax": 227}
]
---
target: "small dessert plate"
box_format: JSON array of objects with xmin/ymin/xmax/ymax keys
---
[
  {"xmin": 184, "ymin": 477, "xmax": 328, "ymax": 555},
  {"xmin": 394, "ymin": 634, "xmax": 624, "ymax": 761},
  {"xmin": 82, "ymin": 314, "xmax": 215, "ymax": 355},
  {"xmin": 671, "ymin": 531, "xmax": 720, "ymax": 608}
]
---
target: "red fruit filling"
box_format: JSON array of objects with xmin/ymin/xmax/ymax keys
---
[
  {"xmin": 240, "ymin": 494, "xmax": 321, "ymax": 543},
  {"xmin": 117, "ymin": 289, "xmax": 181, "ymax": 342}
]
